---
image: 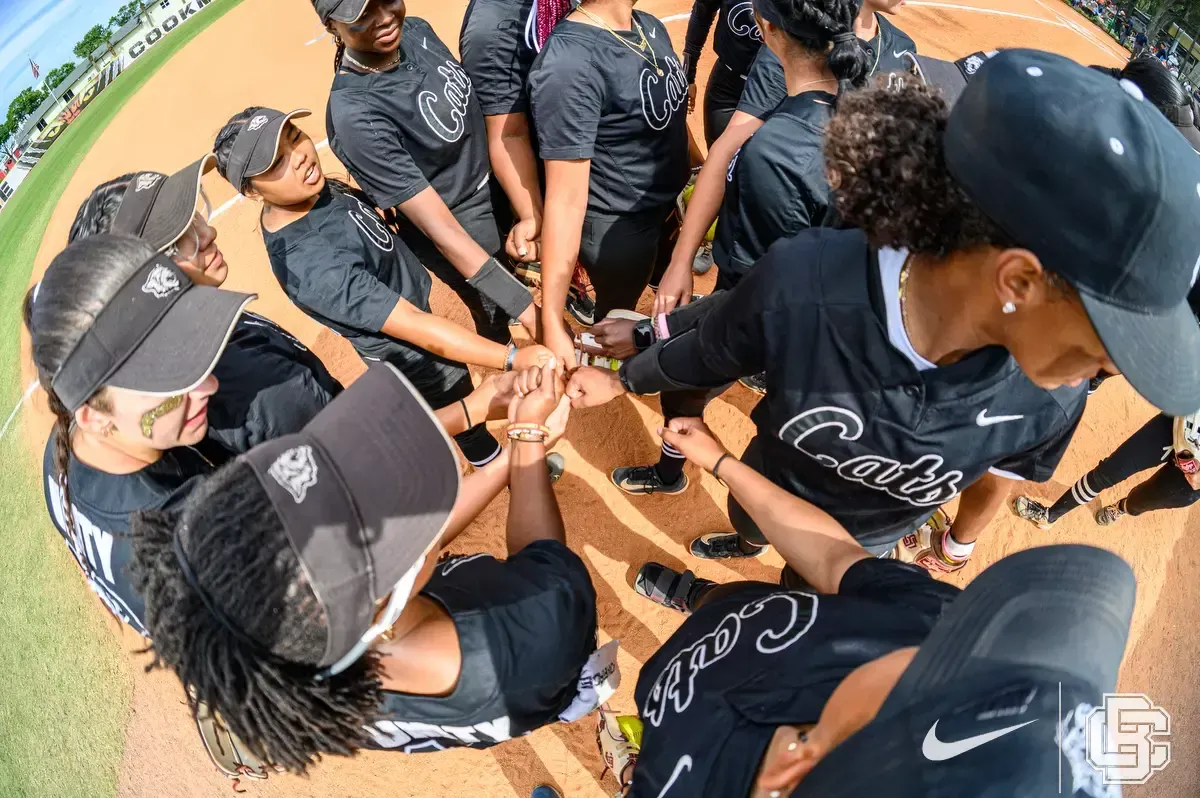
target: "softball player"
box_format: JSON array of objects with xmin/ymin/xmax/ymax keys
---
[
  {"xmin": 457, "ymin": 0, "xmax": 544, "ymax": 262},
  {"xmin": 212, "ymin": 107, "xmax": 556, "ymax": 470},
  {"xmin": 27, "ymin": 234, "xmax": 255, "ymax": 636},
  {"xmin": 528, "ymin": 0, "xmax": 695, "ymax": 368},
  {"xmin": 67, "ymin": 158, "xmax": 343, "ymax": 453},
  {"xmin": 654, "ymin": 0, "xmax": 917, "ymax": 321},
  {"xmin": 569, "ymin": 51, "xmax": 1200, "ymax": 570},
  {"xmin": 129, "ymin": 362, "xmax": 611, "ymax": 771},
  {"xmin": 681, "ymin": 0, "xmax": 766, "ymax": 146},
  {"xmin": 1015, "ymin": 411, "xmax": 1200, "ymax": 528},
  {"xmin": 313, "ymin": 0, "xmax": 538, "ymax": 344},
  {"xmin": 623, "ymin": 418, "xmax": 1133, "ymax": 798}
]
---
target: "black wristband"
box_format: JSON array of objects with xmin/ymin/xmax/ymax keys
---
[
  {"xmin": 459, "ymin": 397, "xmax": 472, "ymax": 430},
  {"xmin": 712, "ymin": 452, "xmax": 732, "ymax": 485},
  {"xmin": 467, "ymin": 257, "xmax": 534, "ymax": 319}
]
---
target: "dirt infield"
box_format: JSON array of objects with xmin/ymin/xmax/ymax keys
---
[{"xmin": 13, "ymin": 0, "xmax": 1194, "ymax": 795}]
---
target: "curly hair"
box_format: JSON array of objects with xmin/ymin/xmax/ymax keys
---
[
  {"xmin": 129, "ymin": 458, "xmax": 383, "ymax": 773},
  {"xmin": 67, "ymin": 173, "xmax": 138, "ymax": 243},
  {"xmin": 824, "ymin": 79, "xmax": 1016, "ymax": 257}
]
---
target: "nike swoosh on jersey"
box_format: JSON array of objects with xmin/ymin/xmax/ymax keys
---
[
  {"xmin": 976, "ymin": 409, "xmax": 1025, "ymax": 426},
  {"xmin": 922, "ymin": 719, "xmax": 1038, "ymax": 761},
  {"xmin": 893, "ymin": 50, "xmax": 911, "ymax": 59}
]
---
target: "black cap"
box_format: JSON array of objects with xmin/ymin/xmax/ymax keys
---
[
  {"xmin": 1159, "ymin": 99, "xmax": 1200, "ymax": 153},
  {"xmin": 109, "ymin": 155, "xmax": 216, "ymax": 251},
  {"xmin": 311, "ymin": 0, "xmax": 369, "ymax": 24},
  {"xmin": 945, "ymin": 49, "xmax": 1200, "ymax": 416},
  {"xmin": 50, "ymin": 247, "xmax": 254, "ymax": 414},
  {"xmin": 240, "ymin": 363, "xmax": 460, "ymax": 676},
  {"xmin": 795, "ymin": 544, "xmax": 1135, "ymax": 797},
  {"xmin": 224, "ymin": 108, "xmax": 311, "ymax": 193}
]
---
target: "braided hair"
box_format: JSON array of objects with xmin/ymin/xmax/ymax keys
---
[
  {"xmin": 67, "ymin": 173, "xmax": 137, "ymax": 243},
  {"xmin": 535, "ymin": 0, "xmax": 572, "ymax": 48},
  {"xmin": 22, "ymin": 236, "xmax": 152, "ymax": 559},
  {"xmin": 129, "ymin": 458, "xmax": 383, "ymax": 773},
  {"xmin": 762, "ymin": 0, "xmax": 870, "ymax": 93}
]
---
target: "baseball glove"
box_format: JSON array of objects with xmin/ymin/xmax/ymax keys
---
[
  {"xmin": 194, "ymin": 700, "xmax": 275, "ymax": 791},
  {"xmin": 597, "ymin": 706, "xmax": 640, "ymax": 795}
]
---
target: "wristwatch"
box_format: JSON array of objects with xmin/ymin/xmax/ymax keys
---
[{"xmin": 633, "ymin": 319, "xmax": 654, "ymax": 351}]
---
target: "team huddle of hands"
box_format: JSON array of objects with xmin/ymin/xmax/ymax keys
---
[{"xmin": 478, "ymin": 324, "xmax": 729, "ymax": 472}]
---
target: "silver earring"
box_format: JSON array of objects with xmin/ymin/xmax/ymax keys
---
[
  {"xmin": 1002, "ymin": 301, "xmax": 1016, "ymax": 314},
  {"xmin": 770, "ymin": 792, "xmax": 782, "ymax": 798},
  {"xmin": 787, "ymin": 742, "xmax": 798, "ymax": 752}
]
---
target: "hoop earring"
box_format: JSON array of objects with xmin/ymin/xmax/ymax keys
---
[{"xmin": 1002, "ymin": 301, "xmax": 1016, "ymax": 314}]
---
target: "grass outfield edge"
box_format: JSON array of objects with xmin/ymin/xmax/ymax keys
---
[{"xmin": 0, "ymin": 1, "xmax": 248, "ymax": 797}]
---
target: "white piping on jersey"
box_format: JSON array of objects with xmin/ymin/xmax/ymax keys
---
[
  {"xmin": 878, "ymin": 247, "xmax": 937, "ymax": 371},
  {"xmin": 988, "ymin": 466, "xmax": 1025, "ymax": 481}
]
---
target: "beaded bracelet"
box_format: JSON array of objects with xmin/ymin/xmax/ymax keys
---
[{"xmin": 506, "ymin": 422, "xmax": 551, "ymax": 443}]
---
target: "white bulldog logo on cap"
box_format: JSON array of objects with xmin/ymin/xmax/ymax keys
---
[
  {"xmin": 269, "ymin": 445, "xmax": 319, "ymax": 503},
  {"xmin": 963, "ymin": 55, "xmax": 984, "ymax": 75},
  {"xmin": 134, "ymin": 173, "xmax": 163, "ymax": 192},
  {"xmin": 247, "ymin": 114, "xmax": 270, "ymax": 132},
  {"xmin": 141, "ymin": 264, "xmax": 181, "ymax": 299}
]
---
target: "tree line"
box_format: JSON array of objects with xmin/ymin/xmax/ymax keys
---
[{"xmin": 0, "ymin": 2, "xmax": 155, "ymax": 159}]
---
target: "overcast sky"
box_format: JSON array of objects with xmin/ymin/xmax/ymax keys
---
[{"xmin": 0, "ymin": 0, "xmax": 126, "ymax": 112}]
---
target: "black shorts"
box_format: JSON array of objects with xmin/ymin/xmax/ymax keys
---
[
  {"xmin": 579, "ymin": 202, "xmax": 680, "ymax": 321},
  {"xmin": 703, "ymin": 60, "xmax": 747, "ymax": 147},
  {"xmin": 459, "ymin": 0, "xmax": 537, "ymax": 116}
]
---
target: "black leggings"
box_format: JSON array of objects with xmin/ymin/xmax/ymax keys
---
[
  {"xmin": 1047, "ymin": 413, "xmax": 1200, "ymax": 521},
  {"xmin": 579, "ymin": 203, "xmax": 680, "ymax": 322},
  {"xmin": 396, "ymin": 177, "xmax": 515, "ymax": 345},
  {"xmin": 703, "ymin": 60, "xmax": 747, "ymax": 147}
]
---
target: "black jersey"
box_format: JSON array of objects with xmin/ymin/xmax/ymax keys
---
[
  {"xmin": 529, "ymin": 10, "xmax": 691, "ymax": 214},
  {"xmin": 623, "ymin": 229, "xmax": 1087, "ymax": 547},
  {"xmin": 262, "ymin": 183, "xmax": 434, "ymax": 370},
  {"xmin": 207, "ymin": 311, "xmax": 341, "ymax": 454},
  {"xmin": 327, "ymin": 16, "xmax": 489, "ymax": 211},
  {"xmin": 682, "ymin": 0, "xmax": 763, "ymax": 81},
  {"xmin": 459, "ymin": 0, "xmax": 538, "ymax": 115},
  {"xmin": 365, "ymin": 540, "xmax": 598, "ymax": 752},
  {"xmin": 630, "ymin": 558, "xmax": 958, "ymax": 797},
  {"xmin": 713, "ymin": 91, "xmax": 833, "ymax": 287},
  {"xmin": 41, "ymin": 437, "xmax": 230, "ymax": 637},
  {"xmin": 736, "ymin": 13, "xmax": 918, "ymax": 119}
]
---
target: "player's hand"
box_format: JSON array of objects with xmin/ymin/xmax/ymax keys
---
[
  {"xmin": 506, "ymin": 217, "xmax": 541, "ymax": 263},
  {"xmin": 1185, "ymin": 467, "xmax": 1200, "ymax": 491},
  {"xmin": 565, "ymin": 366, "xmax": 626, "ymax": 408},
  {"xmin": 652, "ymin": 259, "xmax": 694, "ymax": 318},
  {"xmin": 544, "ymin": 322, "xmax": 579, "ymax": 370},
  {"xmin": 660, "ymin": 417, "xmax": 727, "ymax": 472},
  {"xmin": 586, "ymin": 318, "xmax": 639, "ymax": 360},
  {"xmin": 476, "ymin": 371, "xmax": 522, "ymax": 420},
  {"xmin": 687, "ymin": 82, "xmax": 697, "ymax": 113},
  {"xmin": 513, "ymin": 343, "xmax": 556, "ymax": 371},
  {"xmin": 510, "ymin": 360, "xmax": 566, "ymax": 426}
]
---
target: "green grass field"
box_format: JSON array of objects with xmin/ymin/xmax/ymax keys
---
[{"xmin": 0, "ymin": 1, "xmax": 247, "ymax": 795}]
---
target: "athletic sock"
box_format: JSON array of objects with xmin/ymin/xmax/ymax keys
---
[
  {"xmin": 1047, "ymin": 472, "xmax": 1101, "ymax": 523},
  {"xmin": 653, "ymin": 441, "xmax": 686, "ymax": 485},
  {"xmin": 684, "ymin": 577, "xmax": 716, "ymax": 612}
]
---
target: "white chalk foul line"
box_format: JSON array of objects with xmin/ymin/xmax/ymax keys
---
[
  {"xmin": 0, "ymin": 380, "xmax": 39, "ymax": 442},
  {"xmin": 906, "ymin": 2, "xmax": 1069, "ymax": 27},
  {"xmin": 209, "ymin": 139, "xmax": 329, "ymax": 223}
]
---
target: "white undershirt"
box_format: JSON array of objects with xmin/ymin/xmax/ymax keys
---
[
  {"xmin": 878, "ymin": 247, "xmax": 937, "ymax": 372},
  {"xmin": 878, "ymin": 247, "xmax": 1022, "ymax": 483}
]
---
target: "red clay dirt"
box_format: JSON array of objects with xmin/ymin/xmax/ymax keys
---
[{"xmin": 14, "ymin": 0, "xmax": 1191, "ymax": 795}]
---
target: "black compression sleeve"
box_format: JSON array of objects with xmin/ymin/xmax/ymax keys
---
[
  {"xmin": 683, "ymin": 0, "xmax": 722, "ymax": 83},
  {"xmin": 619, "ymin": 329, "xmax": 742, "ymax": 394}
]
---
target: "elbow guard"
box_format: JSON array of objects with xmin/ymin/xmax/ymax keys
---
[{"xmin": 468, "ymin": 257, "xmax": 535, "ymax": 319}]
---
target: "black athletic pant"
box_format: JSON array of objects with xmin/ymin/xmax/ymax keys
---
[
  {"xmin": 397, "ymin": 177, "xmax": 515, "ymax": 345},
  {"xmin": 703, "ymin": 60, "xmax": 747, "ymax": 147},
  {"xmin": 580, "ymin": 202, "xmax": 680, "ymax": 322},
  {"xmin": 1046, "ymin": 413, "xmax": 1200, "ymax": 521}
]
